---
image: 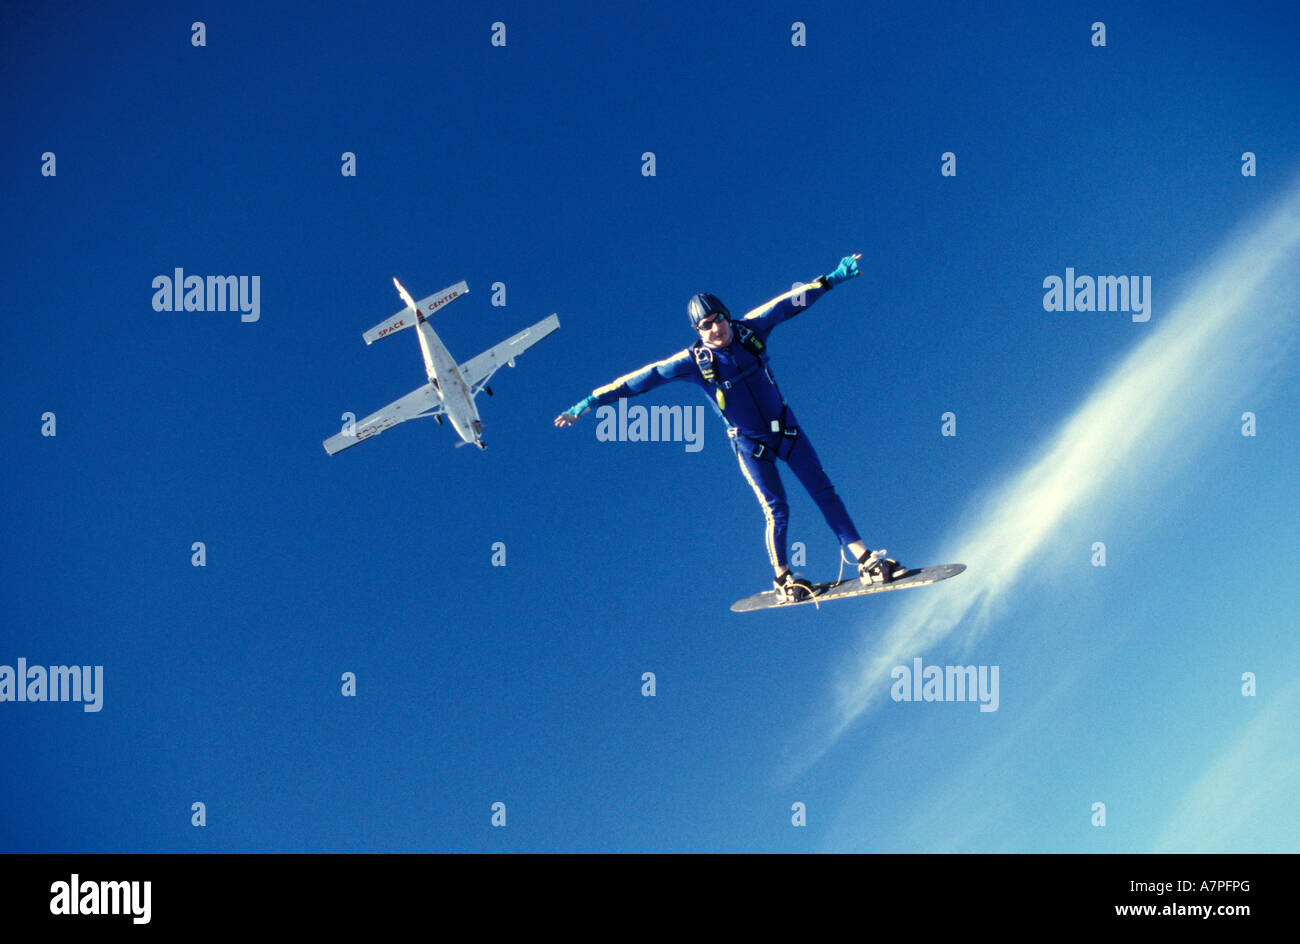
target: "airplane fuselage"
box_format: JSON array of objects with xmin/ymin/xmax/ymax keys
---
[{"xmin": 416, "ymin": 312, "xmax": 482, "ymax": 447}]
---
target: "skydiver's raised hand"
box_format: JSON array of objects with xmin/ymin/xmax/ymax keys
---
[
  {"xmin": 825, "ymin": 253, "xmax": 862, "ymax": 287},
  {"xmin": 554, "ymin": 412, "xmax": 578, "ymax": 427}
]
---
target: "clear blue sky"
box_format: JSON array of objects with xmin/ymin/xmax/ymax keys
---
[{"xmin": 2, "ymin": 0, "xmax": 1297, "ymax": 852}]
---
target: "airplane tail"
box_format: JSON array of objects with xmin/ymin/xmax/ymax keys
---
[{"xmin": 362, "ymin": 279, "xmax": 469, "ymax": 345}]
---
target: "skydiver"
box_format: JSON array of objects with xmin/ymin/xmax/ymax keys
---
[{"xmin": 554, "ymin": 254, "xmax": 903, "ymax": 603}]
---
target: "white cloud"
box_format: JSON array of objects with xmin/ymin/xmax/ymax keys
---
[{"xmin": 790, "ymin": 178, "xmax": 1300, "ymax": 777}]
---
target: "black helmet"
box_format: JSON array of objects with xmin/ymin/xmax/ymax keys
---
[{"xmin": 687, "ymin": 292, "xmax": 730, "ymax": 328}]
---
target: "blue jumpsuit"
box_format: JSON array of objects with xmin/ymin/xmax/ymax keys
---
[{"xmin": 575, "ymin": 281, "xmax": 862, "ymax": 572}]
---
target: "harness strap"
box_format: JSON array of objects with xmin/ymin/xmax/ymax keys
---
[
  {"xmin": 696, "ymin": 320, "xmax": 788, "ymax": 431},
  {"xmin": 719, "ymin": 362, "xmax": 761, "ymax": 390},
  {"xmin": 729, "ymin": 406, "xmax": 798, "ymax": 463}
]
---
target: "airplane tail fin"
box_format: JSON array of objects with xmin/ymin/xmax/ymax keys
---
[{"xmin": 362, "ymin": 279, "xmax": 469, "ymax": 345}]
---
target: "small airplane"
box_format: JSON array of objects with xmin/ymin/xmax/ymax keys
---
[{"xmin": 323, "ymin": 278, "xmax": 559, "ymax": 454}]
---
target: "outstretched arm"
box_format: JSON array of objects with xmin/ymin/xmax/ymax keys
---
[
  {"xmin": 554, "ymin": 350, "xmax": 697, "ymax": 426},
  {"xmin": 741, "ymin": 253, "xmax": 862, "ymax": 338}
]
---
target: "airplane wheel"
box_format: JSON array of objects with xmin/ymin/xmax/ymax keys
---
[{"xmin": 477, "ymin": 441, "xmax": 486, "ymax": 450}]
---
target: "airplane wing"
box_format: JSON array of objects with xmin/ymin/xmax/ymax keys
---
[
  {"xmin": 323, "ymin": 382, "xmax": 443, "ymax": 455},
  {"xmin": 457, "ymin": 313, "xmax": 560, "ymax": 393}
]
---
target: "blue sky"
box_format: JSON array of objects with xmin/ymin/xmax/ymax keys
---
[{"xmin": 1, "ymin": 0, "xmax": 1297, "ymax": 852}]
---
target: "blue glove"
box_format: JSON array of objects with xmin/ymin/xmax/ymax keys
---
[
  {"xmin": 825, "ymin": 254, "xmax": 861, "ymax": 287},
  {"xmin": 566, "ymin": 394, "xmax": 596, "ymax": 416}
]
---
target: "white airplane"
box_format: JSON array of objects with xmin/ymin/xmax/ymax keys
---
[{"xmin": 323, "ymin": 278, "xmax": 559, "ymax": 454}]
